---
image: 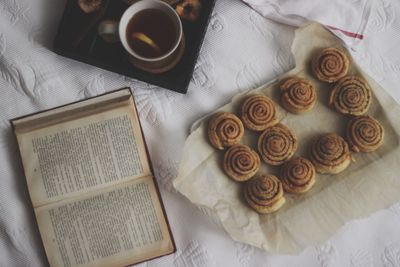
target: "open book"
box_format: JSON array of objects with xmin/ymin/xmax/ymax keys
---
[{"xmin": 12, "ymin": 88, "xmax": 175, "ymax": 267}]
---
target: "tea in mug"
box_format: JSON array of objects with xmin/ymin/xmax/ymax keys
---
[{"xmin": 126, "ymin": 9, "xmax": 177, "ymax": 58}]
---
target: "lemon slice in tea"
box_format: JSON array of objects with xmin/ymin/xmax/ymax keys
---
[{"xmin": 131, "ymin": 32, "xmax": 161, "ymax": 54}]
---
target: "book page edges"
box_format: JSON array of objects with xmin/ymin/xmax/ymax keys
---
[{"xmin": 12, "ymin": 88, "xmax": 132, "ymax": 134}]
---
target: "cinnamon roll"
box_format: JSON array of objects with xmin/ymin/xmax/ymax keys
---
[
  {"xmin": 223, "ymin": 145, "xmax": 260, "ymax": 182},
  {"xmin": 311, "ymin": 47, "xmax": 349, "ymax": 83},
  {"xmin": 329, "ymin": 76, "xmax": 372, "ymax": 116},
  {"xmin": 258, "ymin": 123, "xmax": 297, "ymax": 166},
  {"xmin": 208, "ymin": 112, "xmax": 244, "ymax": 150},
  {"xmin": 280, "ymin": 157, "xmax": 316, "ymax": 194},
  {"xmin": 310, "ymin": 134, "xmax": 351, "ymax": 174},
  {"xmin": 243, "ymin": 174, "xmax": 286, "ymax": 214},
  {"xmin": 240, "ymin": 95, "xmax": 278, "ymax": 131},
  {"xmin": 346, "ymin": 115, "xmax": 384, "ymax": 153},
  {"xmin": 280, "ymin": 77, "xmax": 317, "ymax": 113}
]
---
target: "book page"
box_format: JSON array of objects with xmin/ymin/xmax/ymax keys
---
[
  {"xmin": 15, "ymin": 96, "xmax": 151, "ymax": 207},
  {"xmin": 35, "ymin": 176, "xmax": 174, "ymax": 267}
]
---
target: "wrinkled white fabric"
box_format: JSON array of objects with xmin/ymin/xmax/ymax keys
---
[
  {"xmin": 242, "ymin": 0, "xmax": 373, "ymax": 46},
  {"xmin": 1, "ymin": 0, "xmax": 400, "ymax": 266}
]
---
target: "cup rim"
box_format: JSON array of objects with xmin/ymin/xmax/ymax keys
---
[{"xmin": 119, "ymin": 0, "xmax": 183, "ymax": 62}]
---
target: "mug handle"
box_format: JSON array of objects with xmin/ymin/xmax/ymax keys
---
[
  {"xmin": 97, "ymin": 20, "xmax": 120, "ymax": 43},
  {"xmin": 98, "ymin": 19, "xmax": 163, "ymax": 54}
]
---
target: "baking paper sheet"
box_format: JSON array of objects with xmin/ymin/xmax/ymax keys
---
[{"xmin": 173, "ymin": 23, "xmax": 400, "ymax": 254}]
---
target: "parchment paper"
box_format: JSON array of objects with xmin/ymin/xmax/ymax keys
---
[{"xmin": 173, "ymin": 23, "xmax": 400, "ymax": 254}]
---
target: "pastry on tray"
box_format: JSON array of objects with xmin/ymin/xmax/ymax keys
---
[
  {"xmin": 78, "ymin": 0, "xmax": 102, "ymax": 14},
  {"xmin": 310, "ymin": 133, "xmax": 352, "ymax": 174},
  {"xmin": 346, "ymin": 115, "xmax": 384, "ymax": 153},
  {"xmin": 243, "ymin": 174, "xmax": 285, "ymax": 214},
  {"xmin": 223, "ymin": 145, "xmax": 260, "ymax": 182},
  {"xmin": 258, "ymin": 123, "xmax": 297, "ymax": 166},
  {"xmin": 329, "ymin": 76, "xmax": 372, "ymax": 116},
  {"xmin": 311, "ymin": 47, "xmax": 349, "ymax": 83},
  {"xmin": 280, "ymin": 157, "xmax": 316, "ymax": 194},
  {"xmin": 208, "ymin": 112, "xmax": 244, "ymax": 150},
  {"xmin": 176, "ymin": 0, "xmax": 202, "ymax": 22},
  {"xmin": 240, "ymin": 95, "xmax": 278, "ymax": 131},
  {"xmin": 279, "ymin": 77, "xmax": 317, "ymax": 114}
]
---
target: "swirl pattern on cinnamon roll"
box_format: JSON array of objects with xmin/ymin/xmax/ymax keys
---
[
  {"xmin": 208, "ymin": 112, "xmax": 244, "ymax": 150},
  {"xmin": 240, "ymin": 95, "xmax": 278, "ymax": 131},
  {"xmin": 329, "ymin": 76, "xmax": 372, "ymax": 116},
  {"xmin": 258, "ymin": 123, "xmax": 298, "ymax": 166},
  {"xmin": 346, "ymin": 115, "xmax": 384, "ymax": 153},
  {"xmin": 280, "ymin": 77, "xmax": 317, "ymax": 113},
  {"xmin": 280, "ymin": 157, "xmax": 316, "ymax": 194},
  {"xmin": 312, "ymin": 47, "xmax": 349, "ymax": 83},
  {"xmin": 310, "ymin": 134, "xmax": 351, "ymax": 174},
  {"xmin": 223, "ymin": 145, "xmax": 260, "ymax": 182},
  {"xmin": 243, "ymin": 174, "xmax": 286, "ymax": 214}
]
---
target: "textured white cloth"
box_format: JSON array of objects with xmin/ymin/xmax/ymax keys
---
[
  {"xmin": 242, "ymin": 0, "xmax": 373, "ymax": 46},
  {"xmin": 1, "ymin": 0, "xmax": 400, "ymax": 267}
]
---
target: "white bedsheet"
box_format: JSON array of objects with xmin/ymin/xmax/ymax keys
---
[{"xmin": 1, "ymin": 0, "xmax": 400, "ymax": 266}]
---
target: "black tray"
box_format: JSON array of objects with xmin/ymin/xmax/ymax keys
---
[{"xmin": 53, "ymin": 0, "xmax": 216, "ymax": 94}]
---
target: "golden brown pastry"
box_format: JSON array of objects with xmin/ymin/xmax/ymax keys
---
[
  {"xmin": 78, "ymin": 0, "xmax": 102, "ymax": 14},
  {"xmin": 329, "ymin": 76, "xmax": 372, "ymax": 116},
  {"xmin": 176, "ymin": 0, "xmax": 202, "ymax": 21},
  {"xmin": 258, "ymin": 123, "xmax": 297, "ymax": 166},
  {"xmin": 280, "ymin": 77, "xmax": 317, "ymax": 113},
  {"xmin": 243, "ymin": 174, "xmax": 286, "ymax": 214},
  {"xmin": 346, "ymin": 115, "xmax": 384, "ymax": 152},
  {"xmin": 208, "ymin": 112, "xmax": 244, "ymax": 150},
  {"xmin": 223, "ymin": 145, "xmax": 260, "ymax": 182},
  {"xmin": 280, "ymin": 157, "xmax": 316, "ymax": 194},
  {"xmin": 310, "ymin": 134, "xmax": 352, "ymax": 174},
  {"xmin": 311, "ymin": 47, "xmax": 349, "ymax": 83},
  {"xmin": 240, "ymin": 95, "xmax": 278, "ymax": 131}
]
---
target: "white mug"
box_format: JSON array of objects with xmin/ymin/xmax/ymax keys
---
[{"xmin": 98, "ymin": 0, "xmax": 183, "ymax": 63}]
